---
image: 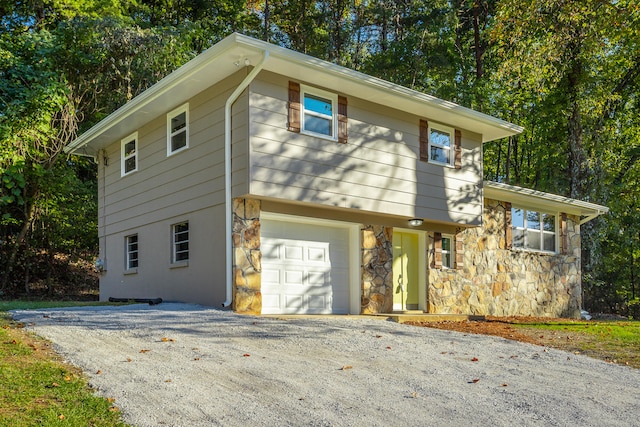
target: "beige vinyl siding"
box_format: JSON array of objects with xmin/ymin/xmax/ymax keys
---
[
  {"xmin": 101, "ymin": 206, "xmax": 225, "ymax": 304},
  {"xmin": 96, "ymin": 72, "xmax": 250, "ymax": 305},
  {"xmin": 248, "ymin": 72, "xmax": 483, "ymax": 225}
]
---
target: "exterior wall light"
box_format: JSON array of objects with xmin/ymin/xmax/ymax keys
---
[{"xmin": 408, "ymin": 218, "xmax": 423, "ymax": 227}]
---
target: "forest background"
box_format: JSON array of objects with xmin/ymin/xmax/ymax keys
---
[{"xmin": 1, "ymin": 0, "xmax": 639, "ymax": 317}]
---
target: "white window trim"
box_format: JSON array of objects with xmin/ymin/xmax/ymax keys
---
[
  {"xmin": 300, "ymin": 84, "xmax": 338, "ymax": 141},
  {"xmin": 166, "ymin": 103, "xmax": 189, "ymax": 156},
  {"xmin": 125, "ymin": 234, "xmax": 139, "ymax": 272},
  {"xmin": 428, "ymin": 122, "xmax": 455, "ymax": 167},
  {"xmin": 171, "ymin": 221, "xmax": 190, "ymax": 265},
  {"xmin": 512, "ymin": 207, "xmax": 558, "ymax": 254},
  {"xmin": 121, "ymin": 132, "xmax": 138, "ymax": 176},
  {"xmin": 441, "ymin": 234, "xmax": 454, "ymax": 269}
]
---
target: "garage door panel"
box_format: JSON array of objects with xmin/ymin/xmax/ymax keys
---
[
  {"xmin": 261, "ymin": 218, "xmax": 351, "ymax": 314},
  {"xmin": 284, "ymin": 245, "xmax": 303, "ymax": 261}
]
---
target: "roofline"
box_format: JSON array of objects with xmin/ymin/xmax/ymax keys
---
[
  {"xmin": 66, "ymin": 33, "xmax": 522, "ymax": 155},
  {"xmin": 231, "ymin": 34, "xmax": 523, "ymax": 139},
  {"xmin": 483, "ymin": 181, "xmax": 609, "ymax": 224}
]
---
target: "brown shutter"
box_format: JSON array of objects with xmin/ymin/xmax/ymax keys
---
[
  {"xmin": 504, "ymin": 202, "xmax": 513, "ymax": 249},
  {"xmin": 455, "ymin": 232, "xmax": 464, "ymax": 270},
  {"xmin": 454, "ymin": 129, "xmax": 462, "ymax": 169},
  {"xmin": 561, "ymin": 213, "xmax": 568, "ymax": 255},
  {"xmin": 420, "ymin": 119, "xmax": 429, "ymax": 161},
  {"xmin": 288, "ymin": 81, "xmax": 301, "ymax": 133},
  {"xmin": 433, "ymin": 232, "xmax": 442, "ymax": 270},
  {"xmin": 338, "ymin": 95, "xmax": 348, "ymax": 144}
]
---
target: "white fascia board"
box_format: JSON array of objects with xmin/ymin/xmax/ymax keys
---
[
  {"xmin": 483, "ymin": 181, "xmax": 609, "ymax": 220},
  {"xmin": 66, "ymin": 33, "xmax": 523, "ymax": 156}
]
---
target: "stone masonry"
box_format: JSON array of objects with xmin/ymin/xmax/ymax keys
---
[
  {"xmin": 361, "ymin": 225, "xmax": 394, "ymax": 314},
  {"xmin": 232, "ymin": 198, "xmax": 262, "ymax": 315},
  {"xmin": 428, "ymin": 199, "xmax": 582, "ymax": 318}
]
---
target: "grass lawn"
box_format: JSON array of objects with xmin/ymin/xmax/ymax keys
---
[
  {"xmin": 0, "ymin": 301, "xmax": 129, "ymax": 427},
  {"xmin": 512, "ymin": 320, "xmax": 640, "ymax": 369}
]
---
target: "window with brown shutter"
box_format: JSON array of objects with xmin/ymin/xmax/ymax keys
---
[
  {"xmin": 504, "ymin": 202, "xmax": 513, "ymax": 249},
  {"xmin": 288, "ymin": 81, "xmax": 301, "ymax": 133},
  {"xmin": 454, "ymin": 129, "xmax": 462, "ymax": 169},
  {"xmin": 561, "ymin": 213, "xmax": 568, "ymax": 255},
  {"xmin": 455, "ymin": 232, "xmax": 464, "ymax": 270},
  {"xmin": 420, "ymin": 119, "xmax": 429, "ymax": 161},
  {"xmin": 338, "ymin": 95, "xmax": 348, "ymax": 144},
  {"xmin": 433, "ymin": 232, "xmax": 443, "ymax": 269}
]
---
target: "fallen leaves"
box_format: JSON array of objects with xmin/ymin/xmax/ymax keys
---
[
  {"xmin": 471, "ymin": 357, "xmax": 479, "ymax": 362},
  {"xmin": 340, "ymin": 365, "xmax": 353, "ymax": 371},
  {"xmin": 139, "ymin": 349, "xmax": 151, "ymax": 353},
  {"xmin": 161, "ymin": 337, "xmax": 176, "ymax": 342}
]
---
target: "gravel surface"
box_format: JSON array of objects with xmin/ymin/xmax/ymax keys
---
[{"xmin": 12, "ymin": 303, "xmax": 640, "ymax": 427}]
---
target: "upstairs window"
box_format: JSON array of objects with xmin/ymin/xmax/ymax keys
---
[
  {"xmin": 125, "ymin": 234, "xmax": 139, "ymax": 269},
  {"xmin": 288, "ymin": 82, "xmax": 347, "ymax": 143},
  {"xmin": 302, "ymin": 89, "xmax": 336, "ymax": 138},
  {"xmin": 512, "ymin": 207, "xmax": 556, "ymax": 253},
  {"xmin": 167, "ymin": 104, "xmax": 189, "ymax": 155},
  {"xmin": 420, "ymin": 120, "xmax": 461, "ymax": 169},
  {"xmin": 429, "ymin": 124, "xmax": 454, "ymax": 165},
  {"xmin": 121, "ymin": 132, "xmax": 138, "ymax": 176},
  {"xmin": 172, "ymin": 222, "xmax": 189, "ymax": 263}
]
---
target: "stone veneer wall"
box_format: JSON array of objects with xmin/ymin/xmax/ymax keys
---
[
  {"xmin": 428, "ymin": 199, "xmax": 582, "ymax": 318},
  {"xmin": 361, "ymin": 225, "xmax": 394, "ymax": 314},
  {"xmin": 232, "ymin": 198, "xmax": 262, "ymax": 315}
]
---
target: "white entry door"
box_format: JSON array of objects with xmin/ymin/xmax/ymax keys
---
[{"xmin": 261, "ymin": 218, "xmax": 350, "ymax": 314}]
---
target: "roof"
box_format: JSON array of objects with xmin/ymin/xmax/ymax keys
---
[
  {"xmin": 483, "ymin": 181, "xmax": 608, "ymax": 224},
  {"xmin": 65, "ymin": 33, "xmax": 523, "ymax": 157}
]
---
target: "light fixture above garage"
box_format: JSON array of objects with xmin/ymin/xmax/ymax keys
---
[{"xmin": 408, "ymin": 218, "xmax": 423, "ymax": 227}]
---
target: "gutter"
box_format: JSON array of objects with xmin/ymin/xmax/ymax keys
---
[{"xmin": 222, "ymin": 50, "xmax": 269, "ymax": 308}]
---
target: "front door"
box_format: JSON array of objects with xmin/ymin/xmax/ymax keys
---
[{"xmin": 392, "ymin": 231, "xmax": 419, "ymax": 311}]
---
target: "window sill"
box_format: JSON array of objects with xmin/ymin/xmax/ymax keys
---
[
  {"xmin": 427, "ymin": 160, "xmax": 455, "ymax": 168},
  {"xmin": 169, "ymin": 261, "xmax": 189, "ymax": 269},
  {"xmin": 511, "ymin": 248, "xmax": 557, "ymax": 256},
  {"xmin": 300, "ymin": 130, "xmax": 338, "ymax": 143},
  {"xmin": 167, "ymin": 146, "xmax": 188, "ymax": 157},
  {"xmin": 124, "ymin": 268, "xmax": 138, "ymax": 275}
]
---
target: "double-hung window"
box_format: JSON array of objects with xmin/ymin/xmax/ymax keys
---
[
  {"xmin": 428, "ymin": 124, "xmax": 454, "ymax": 165},
  {"xmin": 125, "ymin": 234, "xmax": 139, "ymax": 270},
  {"xmin": 441, "ymin": 235, "xmax": 454, "ymax": 268},
  {"xmin": 172, "ymin": 222, "xmax": 189, "ymax": 263},
  {"xmin": 301, "ymin": 85, "xmax": 338, "ymax": 140},
  {"xmin": 167, "ymin": 103, "xmax": 189, "ymax": 155},
  {"xmin": 512, "ymin": 207, "xmax": 556, "ymax": 252},
  {"xmin": 121, "ymin": 132, "xmax": 138, "ymax": 176}
]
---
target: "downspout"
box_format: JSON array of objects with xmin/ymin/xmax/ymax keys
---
[{"xmin": 222, "ymin": 50, "xmax": 269, "ymax": 308}]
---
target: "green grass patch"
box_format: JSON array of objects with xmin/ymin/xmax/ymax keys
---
[
  {"xmin": 0, "ymin": 300, "xmax": 111, "ymax": 312},
  {"xmin": 514, "ymin": 320, "xmax": 640, "ymax": 369},
  {"xmin": 0, "ymin": 304, "xmax": 129, "ymax": 427}
]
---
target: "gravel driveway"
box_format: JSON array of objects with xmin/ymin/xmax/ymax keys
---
[{"xmin": 12, "ymin": 303, "xmax": 640, "ymax": 427}]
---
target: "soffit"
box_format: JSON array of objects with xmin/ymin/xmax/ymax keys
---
[{"xmin": 483, "ymin": 181, "xmax": 609, "ymax": 218}]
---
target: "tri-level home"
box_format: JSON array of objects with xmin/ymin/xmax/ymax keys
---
[{"xmin": 65, "ymin": 33, "xmax": 607, "ymax": 318}]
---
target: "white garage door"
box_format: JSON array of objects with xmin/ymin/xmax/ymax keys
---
[{"xmin": 261, "ymin": 218, "xmax": 351, "ymax": 314}]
